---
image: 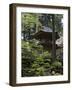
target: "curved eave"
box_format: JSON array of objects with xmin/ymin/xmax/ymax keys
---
[{"xmin": 33, "ymin": 31, "xmax": 59, "ymax": 40}]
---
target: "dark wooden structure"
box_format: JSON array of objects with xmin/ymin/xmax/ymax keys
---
[{"xmin": 33, "ymin": 26, "xmax": 59, "ymax": 49}]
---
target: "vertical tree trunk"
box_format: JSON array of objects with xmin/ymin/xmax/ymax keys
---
[
  {"xmin": 36, "ymin": 14, "xmax": 39, "ymax": 33},
  {"xmin": 52, "ymin": 14, "xmax": 56, "ymax": 62}
]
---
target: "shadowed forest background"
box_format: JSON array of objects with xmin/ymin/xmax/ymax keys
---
[{"xmin": 21, "ymin": 13, "xmax": 63, "ymax": 77}]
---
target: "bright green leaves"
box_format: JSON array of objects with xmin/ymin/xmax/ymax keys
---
[
  {"xmin": 22, "ymin": 39, "xmax": 63, "ymax": 76},
  {"xmin": 21, "ymin": 13, "xmax": 38, "ymax": 31}
]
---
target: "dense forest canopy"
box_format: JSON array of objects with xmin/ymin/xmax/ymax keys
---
[
  {"xmin": 21, "ymin": 13, "xmax": 63, "ymax": 39},
  {"xmin": 21, "ymin": 13, "xmax": 63, "ymax": 77}
]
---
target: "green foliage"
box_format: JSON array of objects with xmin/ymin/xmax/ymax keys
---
[
  {"xmin": 22, "ymin": 39, "xmax": 63, "ymax": 76},
  {"xmin": 52, "ymin": 61, "xmax": 62, "ymax": 68},
  {"xmin": 21, "ymin": 13, "xmax": 63, "ymax": 77},
  {"xmin": 22, "ymin": 13, "xmax": 36, "ymax": 30}
]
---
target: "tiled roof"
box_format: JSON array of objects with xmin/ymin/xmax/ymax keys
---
[{"xmin": 42, "ymin": 26, "xmax": 52, "ymax": 32}]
